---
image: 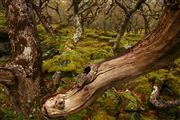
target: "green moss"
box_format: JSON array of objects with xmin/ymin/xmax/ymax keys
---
[
  {"xmin": 94, "ymin": 90, "xmax": 119, "ymax": 116},
  {"xmin": 166, "ymin": 73, "xmax": 180, "ymax": 96},
  {"xmin": 42, "ymin": 59, "xmax": 53, "ymax": 71},
  {"xmin": 92, "ymin": 111, "xmax": 116, "ymax": 120},
  {"xmin": 147, "ymin": 69, "xmax": 169, "ymax": 86},
  {"xmin": 98, "ymin": 36, "xmax": 113, "ymax": 41},
  {"xmin": 66, "ymin": 109, "xmax": 88, "ymax": 120},
  {"xmin": 118, "ymin": 112, "xmax": 142, "ymax": 120},
  {"xmin": 43, "ymin": 50, "xmax": 86, "ymax": 73},
  {"xmin": 91, "ymin": 49, "xmax": 112, "ymax": 60},
  {"xmin": 0, "ymin": 11, "xmax": 7, "ymax": 27},
  {"xmin": 119, "ymin": 112, "xmax": 158, "ymax": 120},
  {"xmin": 106, "ymin": 31, "xmax": 117, "ymax": 37},
  {"xmin": 86, "ymin": 32, "xmax": 99, "ymax": 38},
  {"xmin": 119, "ymin": 90, "xmax": 141, "ymax": 111}
]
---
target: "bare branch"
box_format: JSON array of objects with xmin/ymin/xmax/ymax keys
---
[
  {"xmin": 150, "ymin": 85, "xmax": 180, "ymax": 108},
  {"xmin": 129, "ymin": 0, "xmax": 146, "ymax": 14},
  {"xmin": 115, "ymin": 0, "xmax": 129, "ymax": 14},
  {"xmin": 31, "ymin": 2, "xmax": 56, "ymax": 35}
]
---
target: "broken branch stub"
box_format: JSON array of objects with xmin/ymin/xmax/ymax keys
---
[{"xmin": 41, "ymin": 64, "xmax": 100, "ymax": 117}]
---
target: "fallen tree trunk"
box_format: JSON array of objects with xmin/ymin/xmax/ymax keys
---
[{"xmin": 41, "ymin": 5, "xmax": 180, "ymax": 118}]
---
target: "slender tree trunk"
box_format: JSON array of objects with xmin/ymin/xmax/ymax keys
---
[
  {"xmin": 113, "ymin": 0, "xmax": 146, "ymax": 54},
  {"xmin": 72, "ymin": 0, "xmax": 83, "ymax": 43},
  {"xmin": 32, "ymin": 4, "xmax": 55, "ymax": 35},
  {"xmin": 142, "ymin": 14, "xmax": 150, "ymax": 35},
  {"xmin": 1, "ymin": 0, "xmax": 43, "ymax": 119},
  {"xmin": 73, "ymin": 14, "xmax": 83, "ymax": 43},
  {"xmin": 112, "ymin": 15, "xmax": 130, "ymax": 54}
]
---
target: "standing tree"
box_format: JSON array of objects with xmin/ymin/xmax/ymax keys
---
[
  {"xmin": 111, "ymin": 0, "xmax": 146, "ymax": 54},
  {"xmin": 31, "ymin": 0, "xmax": 56, "ymax": 35},
  {"xmin": 0, "ymin": 0, "xmax": 179, "ymax": 119},
  {"xmin": 71, "ymin": 0, "xmax": 82, "ymax": 43},
  {"xmin": 70, "ymin": 0, "xmax": 108, "ymax": 43}
]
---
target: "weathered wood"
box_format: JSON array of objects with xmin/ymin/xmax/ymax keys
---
[
  {"xmin": 41, "ymin": 6, "xmax": 180, "ymax": 118},
  {"xmin": 73, "ymin": 14, "xmax": 83, "ymax": 43},
  {"xmin": 150, "ymin": 85, "xmax": 180, "ymax": 108}
]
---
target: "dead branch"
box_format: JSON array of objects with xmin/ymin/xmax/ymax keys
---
[
  {"xmin": 150, "ymin": 85, "xmax": 180, "ymax": 108},
  {"xmin": 41, "ymin": 7, "xmax": 180, "ymax": 117}
]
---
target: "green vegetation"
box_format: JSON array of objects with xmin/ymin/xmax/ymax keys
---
[{"xmin": 0, "ymin": 11, "xmax": 6, "ymax": 27}]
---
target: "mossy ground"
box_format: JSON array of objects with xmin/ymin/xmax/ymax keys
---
[{"xmin": 0, "ymin": 22, "xmax": 180, "ymax": 119}]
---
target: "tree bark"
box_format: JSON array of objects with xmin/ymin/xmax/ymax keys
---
[
  {"xmin": 112, "ymin": 0, "xmax": 146, "ymax": 54},
  {"xmin": 112, "ymin": 15, "xmax": 130, "ymax": 54},
  {"xmin": 41, "ymin": 6, "xmax": 180, "ymax": 118},
  {"xmin": 32, "ymin": 3, "xmax": 55, "ymax": 36},
  {"xmin": 73, "ymin": 14, "xmax": 83, "ymax": 43},
  {"xmin": 1, "ymin": 0, "xmax": 43, "ymax": 119},
  {"xmin": 72, "ymin": 0, "xmax": 83, "ymax": 43},
  {"xmin": 142, "ymin": 14, "xmax": 150, "ymax": 35}
]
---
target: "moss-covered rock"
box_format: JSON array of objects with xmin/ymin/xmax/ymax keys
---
[
  {"xmin": 119, "ymin": 90, "xmax": 143, "ymax": 111},
  {"xmin": 90, "ymin": 90, "xmax": 120, "ymax": 116}
]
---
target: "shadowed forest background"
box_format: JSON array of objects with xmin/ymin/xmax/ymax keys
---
[{"xmin": 0, "ymin": 0, "xmax": 180, "ymax": 120}]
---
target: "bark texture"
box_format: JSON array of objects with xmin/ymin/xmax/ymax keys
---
[
  {"xmin": 72, "ymin": 0, "xmax": 83, "ymax": 43},
  {"xmin": 73, "ymin": 14, "xmax": 83, "ymax": 43},
  {"xmin": 113, "ymin": 15, "xmax": 130, "ymax": 53},
  {"xmin": 41, "ymin": 5, "xmax": 180, "ymax": 118},
  {"xmin": 1, "ymin": 0, "xmax": 42, "ymax": 119},
  {"xmin": 32, "ymin": 3, "xmax": 55, "ymax": 35}
]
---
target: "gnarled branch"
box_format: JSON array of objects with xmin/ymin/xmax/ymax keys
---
[
  {"xmin": 150, "ymin": 85, "xmax": 180, "ymax": 108},
  {"xmin": 41, "ymin": 6, "xmax": 180, "ymax": 118}
]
